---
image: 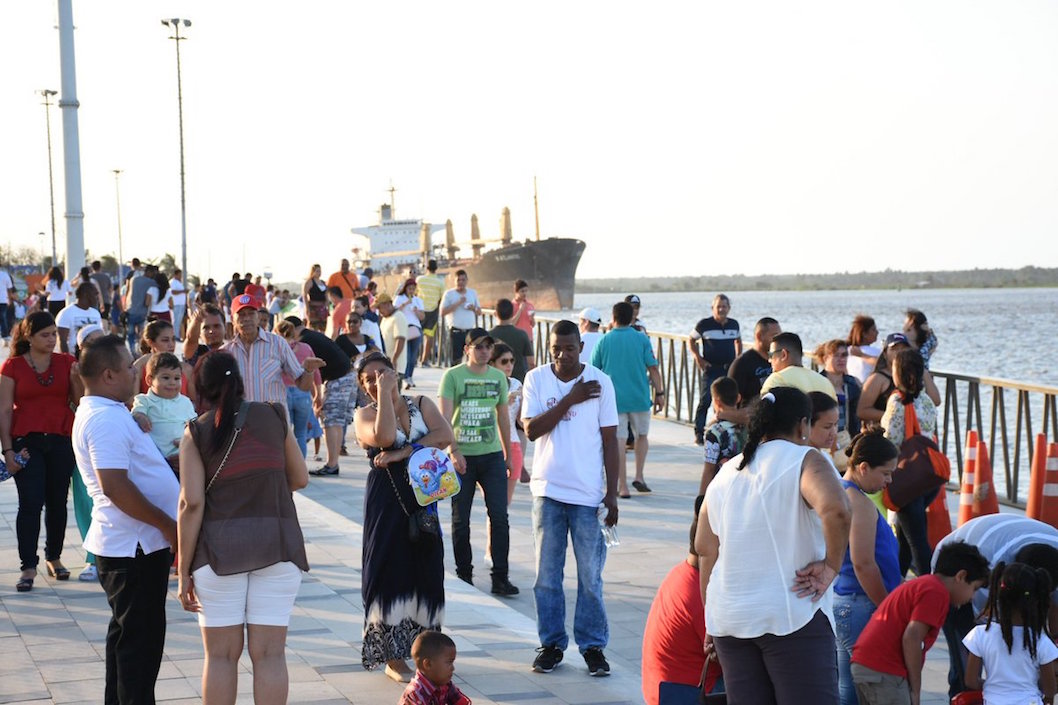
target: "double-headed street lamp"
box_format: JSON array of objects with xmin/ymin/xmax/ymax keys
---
[
  {"xmin": 39, "ymin": 89, "xmax": 58, "ymax": 266},
  {"xmin": 161, "ymin": 18, "xmax": 191, "ymax": 279}
]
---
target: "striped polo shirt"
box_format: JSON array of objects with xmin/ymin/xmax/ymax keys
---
[
  {"xmin": 222, "ymin": 329, "xmax": 306, "ymax": 409},
  {"xmin": 416, "ymin": 273, "xmax": 446, "ymax": 312}
]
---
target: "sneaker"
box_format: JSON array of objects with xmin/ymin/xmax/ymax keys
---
[
  {"xmin": 583, "ymin": 647, "xmax": 610, "ymax": 677},
  {"xmin": 78, "ymin": 564, "xmax": 97, "ymax": 582},
  {"xmin": 421, "ymin": 361, "xmax": 431, "ymax": 368},
  {"xmin": 491, "ymin": 577, "xmax": 519, "ymax": 597},
  {"xmin": 340, "ymin": 446, "xmax": 350, "ymax": 457},
  {"xmin": 532, "ymin": 645, "xmax": 564, "ymax": 673},
  {"xmin": 404, "ymin": 380, "xmax": 416, "ymax": 389},
  {"xmin": 309, "ymin": 465, "xmax": 339, "ymax": 476}
]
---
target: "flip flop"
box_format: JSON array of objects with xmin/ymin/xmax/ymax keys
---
[{"xmin": 632, "ymin": 480, "xmax": 652, "ymax": 493}]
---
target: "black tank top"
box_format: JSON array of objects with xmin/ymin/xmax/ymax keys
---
[
  {"xmin": 874, "ymin": 373, "xmax": 895, "ymax": 412},
  {"xmin": 307, "ymin": 279, "xmax": 326, "ymax": 302}
]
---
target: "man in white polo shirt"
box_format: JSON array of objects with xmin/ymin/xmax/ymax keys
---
[{"xmin": 73, "ymin": 334, "xmax": 180, "ymax": 705}]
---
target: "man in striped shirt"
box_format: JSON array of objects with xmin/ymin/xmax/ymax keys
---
[{"xmin": 222, "ymin": 294, "xmax": 324, "ymax": 408}]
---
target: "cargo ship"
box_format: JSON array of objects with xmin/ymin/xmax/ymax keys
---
[{"xmin": 350, "ymin": 190, "xmax": 585, "ymax": 310}]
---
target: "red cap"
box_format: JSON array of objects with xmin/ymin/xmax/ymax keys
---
[{"xmin": 231, "ymin": 293, "xmax": 260, "ymax": 315}]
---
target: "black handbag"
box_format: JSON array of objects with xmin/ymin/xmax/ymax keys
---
[
  {"xmin": 385, "ymin": 462, "xmax": 439, "ymax": 543},
  {"xmin": 883, "ymin": 397, "xmax": 950, "ymax": 510}
]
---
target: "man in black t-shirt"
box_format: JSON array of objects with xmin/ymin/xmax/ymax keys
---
[
  {"xmin": 489, "ymin": 298, "xmax": 534, "ymax": 382},
  {"xmin": 690, "ymin": 294, "xmax": 741, "ymax": 444},
  {"xmin": 288, "ymin": 318, "xmax": 357, "ymax": 477},
  {"xmin": 725, "ymin": 317, "xmax": 781, "ymax": 425}
]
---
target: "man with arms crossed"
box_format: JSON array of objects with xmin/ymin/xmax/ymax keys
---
[
  {"xmin": 440, "ymin": 269, "xmax": 481, "ymax": 366},
  {"xmin": 523, "ymin": 320, "xmax": 620, "ymax": 677},
  {"xmin": 73, "ymin": 334, "xmax": 180, "ymax": 705}
]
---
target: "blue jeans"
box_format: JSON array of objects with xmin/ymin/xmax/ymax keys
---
[
  {"xmin": 895, "ymin": 488, "xmax": 937, "ymax": 577},
  {"xmin": 532, "ymin": 496, "xmax": 608, "ymax": 653},
  {"xmin": 834, "ymin": 592, "xmax": 876, "ymax": 705},
  {"xmin": 125, "ymin": 311, "xmax": 146, "ymax": 355},
  {"xmin": 404, "ymin": 335, "xmax": 422, "ymax": 381},
  {"xmin": 694, "ymin": 365, "xmax": 728, "ymax": 436},
  {"xmin": 0, "ymin": 303, "xmax": 9, "ymax": 338},
  {"xmin": 286, "ymin": 386, "xmax": 313, "ymax": 457},
  {"xmin": 451, "ymin": 451, "xmax": 510, "ymax": 580}
]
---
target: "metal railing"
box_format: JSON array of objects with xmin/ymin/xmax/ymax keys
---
[{"xmin": 441, "ymin": 312, "xmax": 1058, "ymax": 509}]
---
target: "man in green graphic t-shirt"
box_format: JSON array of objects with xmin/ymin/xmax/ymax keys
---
[{"xmin": 439, "ymin": 327, "xmax": 517, "ymax": 597}]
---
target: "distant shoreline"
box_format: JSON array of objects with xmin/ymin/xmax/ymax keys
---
[{"xmin": 576, "ymin": 266, "xmax": 1058, "ymax": 293}]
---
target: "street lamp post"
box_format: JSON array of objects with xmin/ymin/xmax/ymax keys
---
[
  {"xmin": 161, "ymin": 17, "xmax": 191, "ymax": 280},
  {"xmin": 38, "ymin": 232, "xmax": 46, "ymax": 274},
  {"xmin": 39, "ymin": 89, "xmax": 58, "ymax": 267},
  {"xmin": 113, "ymin": 169, "xmax": 124, "ymax": 282}
]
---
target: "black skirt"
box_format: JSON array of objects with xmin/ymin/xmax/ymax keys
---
[{"xmin": 360, "ymin": 458, "xmax": 445, "ymax": 669}]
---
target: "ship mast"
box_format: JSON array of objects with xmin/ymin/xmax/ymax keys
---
[
  {"xmin": 388, "ymin": 184, "xmax": 397, "ymax": 217},
  {"xmin": 533, "ymin": 176, "xmax": 541, "ymax": 241}
]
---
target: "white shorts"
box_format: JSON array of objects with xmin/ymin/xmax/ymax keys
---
[
  {"xmin": 618, "ymin": 410, "xmax": 651, "ymax": 438},
  {"xmin": 191, "ymin": 561, "xmax": 303, "ymax": 628}
]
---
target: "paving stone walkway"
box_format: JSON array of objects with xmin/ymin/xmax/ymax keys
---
[{"xmin": 0, "ymin": 364, "xmax": 957, "ymax": 704}]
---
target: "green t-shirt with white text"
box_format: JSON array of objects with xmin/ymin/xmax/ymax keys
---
[{"xmin": 439, "ymin": 364, "xmax": 509, "ymax": 457}]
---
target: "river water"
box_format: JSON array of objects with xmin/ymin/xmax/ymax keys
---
[{"xmin": 549, "ymin": 287, "xmax": 1058, "ymax": 387}]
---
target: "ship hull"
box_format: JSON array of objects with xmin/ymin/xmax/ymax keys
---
[{"xmin": 377, "ymin": 238, "xmax": 585, "ymax": 311}]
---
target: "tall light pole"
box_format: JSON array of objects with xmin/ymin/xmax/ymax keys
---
[
  {"xmin": 161, "ymin": 17, "xmax": 191, "ymax": 279},
  {"xmin": 113, "ymin": 169, "xmax": 125, "ymax": 282},
  {"xmin": 39, "ymin": 89, "xmax": 58, "ymax": 266}
]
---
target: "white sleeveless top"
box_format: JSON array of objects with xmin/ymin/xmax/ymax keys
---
[{"xmin": 704, "ymin": 439, "xmax": 833, "ymax": 638}]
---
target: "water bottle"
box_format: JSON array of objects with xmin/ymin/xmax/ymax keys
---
[{"xmin": 597, "ymin": 505, "xmax": 620, "ymax": 548}]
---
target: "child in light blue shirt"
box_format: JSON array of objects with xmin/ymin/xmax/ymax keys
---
[{"xmin": 131, "ymin": 352, "xmax": 196, "ymax": 470}]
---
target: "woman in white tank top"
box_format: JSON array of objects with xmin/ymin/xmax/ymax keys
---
[{"xmin": 695, "ymin": 386, "xmax": 851, "ymax": 705}]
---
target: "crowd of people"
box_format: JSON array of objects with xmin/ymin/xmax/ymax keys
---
[{"xmin": 4, "ymin": 254, "xmax": 1057, "ymax": 705}]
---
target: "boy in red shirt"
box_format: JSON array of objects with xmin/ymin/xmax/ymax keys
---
[
  {"xmin": 399, "ymin": 630, "xmax": 471, "ymax": 705},
  {"xmin": 851, "ymin": 541, "xmax": 989, "ymax": 705}
]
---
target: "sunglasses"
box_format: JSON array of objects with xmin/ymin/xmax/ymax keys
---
[
  {"xmin": 767, "ymin": 348, "xmax": 784, "ymax": 358},
  {"xmin": 495, "ymin": 357, "xmax": 515, "ymax": 365}
]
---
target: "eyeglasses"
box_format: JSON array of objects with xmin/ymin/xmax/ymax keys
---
[{"xmin": 353, "ymin": 351, "xmax": 389, "ymax": 374}]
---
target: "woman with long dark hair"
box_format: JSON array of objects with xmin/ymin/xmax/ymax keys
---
[
  {"xmin": 146, "ymin": 271, "xmax": 172, "ymax": 323},
  {"xmin": 177, "ymin": 351, "xmax": 308, "ymax": 703},
  {"xmin": 353, "ymin": 350, "xmax": 454, "ymax": 682},
  {"xmin": 43, "ymin": 266, "xmax": 71, "ymax": 317},
  {"xmin": 0, "ymin": 310, "xmax": 83, "ymax": 591},
  {"xmin": 695, "ymin": 386, "xmax": 850, "ymax": 703},
  {"xmin": 882, "ymin": 348, "xmax": 939, "ymax": 578},
  {"xmin": 133, "ymin": 319, "xmax": 194, "ymax": 404}
]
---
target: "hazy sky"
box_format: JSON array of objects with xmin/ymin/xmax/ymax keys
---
[{"xmin": 3, "ymin": 1, "xmax": 1057, "ymax": 282}]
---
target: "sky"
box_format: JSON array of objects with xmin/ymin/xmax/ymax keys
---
[{"xmin": 2, "ymin": 1, "xmax": 1057, "ymax": 283}]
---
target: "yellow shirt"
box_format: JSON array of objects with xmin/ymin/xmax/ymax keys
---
[
  {"xmin": 760, "ymin": 366, "xmax": 839, "ymax": 400},
  {"xmin": 416, "ymin": 273, "xmax": 445, "ymax": 311}
]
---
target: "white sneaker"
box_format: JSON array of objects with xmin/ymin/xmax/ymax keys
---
[{"xmin": 78, "ymin": 564, "xmax": 97, "ymax": 582}]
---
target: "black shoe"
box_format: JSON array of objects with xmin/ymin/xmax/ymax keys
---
[
  {"xmin": 532, "ymin": 645, "xmax": 564, "ymax": 673},
  {"xmin": 491, "ymin": 577, "xmax": 520, "ymax": 597},
  {"xmin": 694, "ymin": 433, "xmax": 704, "ymax": 446},
  {"xmin": 457, "ymin": 572, "xmax": 473, "ymax": 586},
  {"xmin": 583, "ymin": 647, "xmax": 610, "ymax": 677},
  {"xmin": 309, "ymin": 465, "xmax": 339, "ymax": 476}
]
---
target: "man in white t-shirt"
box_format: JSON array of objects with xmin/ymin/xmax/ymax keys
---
[
  {"xmin": 440, "ymin": 269, "xmax": 481, "ymax": 366},
  {"xmin": 55, "ymin": 283, "xmax": 103, "ymax": 354},
  {"xmin": 522, "ymin": 319, "xmax": 619, "ymax": 678},
  {"xmin": 577, "ymin": 307, "xmax": 604, "ymax": 364},
  {"xmin": 169, "ymin": 268, "xmax": 187, "ymax": 340},
  {"xmin": 72, "ymin": 334, "xmax": 180, "ymax": 704},
  {"xmin": 0, "ymin": 263, "xmax": 15, "ymax": 343}
]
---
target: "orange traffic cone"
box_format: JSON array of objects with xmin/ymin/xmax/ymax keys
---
[
  {"xmin": 1026, "ymin": 434, "xmax": 1048, "ymax": 521},
  {"xmin": 957, "ymin": 430, "xmax": 980, "ymax": 526},
  {"xmin": 1038, "ymin": 443, "xmax": 1058, "ymax": 530},
  {"xmin": 927, "ymin": 486, "xmax": 953, "ymax": 549},
  {"xmin": 972, "ymin": 440, "xmax": 999, "ymax": 517}
]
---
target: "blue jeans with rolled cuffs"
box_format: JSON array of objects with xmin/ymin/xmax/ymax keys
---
[
  {"xmin": 286, "ymin": 386, "xmax": 313, "ymax": 457},
  {"xmin": 835, "ymin": 592, "xmax": 876, "ymax": 705},
  {"xmin": 532, "ymin": 496, "xmax": 608, "ymax": 653}
]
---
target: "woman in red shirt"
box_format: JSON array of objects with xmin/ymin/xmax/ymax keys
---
[{"xmin": 0, "ymin": 311, "xmax": 83, "ymax": 592}]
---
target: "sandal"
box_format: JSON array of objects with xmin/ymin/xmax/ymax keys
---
[
  {"xmin": 16, "ymin": 571, "xmax": 34, "ymax": 592},
  {"xmin": 46, "ymin": 561, "xmax": 70, "ymax": 580},
  {"xmin": 632, "ymin": 480, "xmax": 652, "ymax": 493}
]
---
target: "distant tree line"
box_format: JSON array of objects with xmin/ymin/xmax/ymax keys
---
[{"xmin": 578, "ymin": 266, "xmax": 1058, "ymax": 293}]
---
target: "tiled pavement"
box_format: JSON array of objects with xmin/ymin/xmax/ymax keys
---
[{"xmin": 0, "ymin": 364, "xmax": 957, "ymax": 704}]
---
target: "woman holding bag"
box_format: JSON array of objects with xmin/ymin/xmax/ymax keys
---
[
  {"xmin": 353, "ymin": 351, "xmax": 454, "ymax": 682},
  {"xmin": 176, "ymin": 351, "xmax": 309, "ymax": 704},
  {"xmin": 881, "ymin": 348, "xmax": 939, "ymax": 578}
]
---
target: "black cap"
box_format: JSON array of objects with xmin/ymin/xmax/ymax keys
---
[
  {"xmin": 625, "ymin": 294, "xmax": 641, "ymax": 305},
  {"xmin": 465, "ymin": 327, "xmax": 494, "ymax": 346},
  {"xmin": 885, "ymin": 332, "xmax": 910, "ymax": 348}
]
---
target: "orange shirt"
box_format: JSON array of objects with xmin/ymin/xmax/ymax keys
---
[{"xmin": 326, "ymin": 271, "xmax": 359, "ymax": 299}]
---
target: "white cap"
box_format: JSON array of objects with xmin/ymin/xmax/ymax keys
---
[{"xmin": 579, "ymin": 307, "xmax": 602, "ymax": 325}]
